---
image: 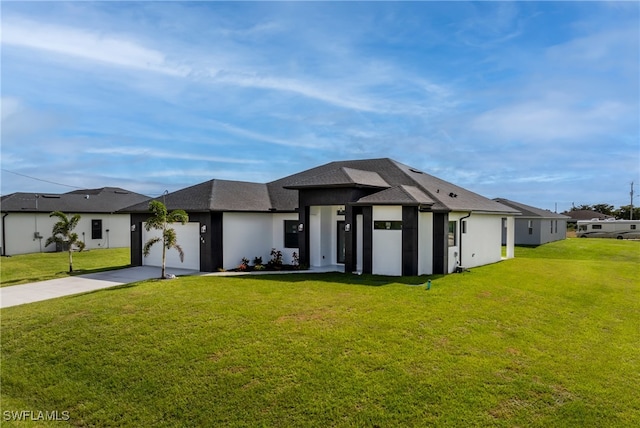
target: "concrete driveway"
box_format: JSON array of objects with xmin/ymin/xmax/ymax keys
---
[{"xmin": 1, "ymin": 266, "xmax": 199, "ymax": 309}]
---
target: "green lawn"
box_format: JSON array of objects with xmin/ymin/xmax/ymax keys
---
[
  {"xmin": 0, "ymin": 248, "xmax": 131, "ymax": 287},
  {"xmin": 1, "ymin": 239, "xmax": 639, "ymax": 426}
]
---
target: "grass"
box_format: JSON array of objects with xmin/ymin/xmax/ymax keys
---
[
  {"xmin": 0, "ymin": 248, "xmax": 131, "ymax": 287},
  {"xmin": 1, "ymin": 239, "xmax": 639, "ymax": 426}
]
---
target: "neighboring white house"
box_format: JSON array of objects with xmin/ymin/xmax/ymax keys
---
[
  {"xmin": 125, "ymin": 158, "xmax": 518, "ymax": 275},
  {"xmin": 0, "ymin": 188, "xmax": 149, "ymax": 256},
  {"xmin": 494, "ymin": 198, "xmax": 569, "ymax": 245}
]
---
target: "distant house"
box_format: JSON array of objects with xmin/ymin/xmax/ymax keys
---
[
  {"xmin": 124, "ymin": 158, "xmax": 519, "ymax": 275},
  {"xmin": 0, "ymin": 187, "xmax": 149, "ymax": 256},
  {"xmin": 562, "ymin": 209, "xmax": 615, "ymax": 227},
  {"xmin": 494, "ymin": 198, "xmax": 569, "ymax": 245}
]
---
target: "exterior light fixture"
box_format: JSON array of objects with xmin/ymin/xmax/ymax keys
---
[
  {"xmin": 131, "ymin": 224, "xmax": 136, "ymax": 232},
  {"xmin": 200, "ymin": 225, "xmax": 207, "ymax": 233},
  {"xmin": 298, "ymin": 223, "xmax": 304, "ymax": 232},
  {"xmin": 344, "ymin": 223, "xmax": 351, "ymax": 232}
]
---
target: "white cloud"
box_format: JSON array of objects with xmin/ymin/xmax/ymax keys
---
[
  {"xmin": 86, "ymin": 147, "xmax": 262, "ymax": 164},
  {"xmin": 471, "ymin": 100, "xmax": 629, "ymax": 142},
  {"xmin": 206, "ymin": 120, "xmax": 320, "ymax": 149},
  {"xmin": 1, "ymin": 97, "xmax": 23, "ymax": 121},
  {"xmin": 1, "ymin": 18, "xmax": 189, "ymax": 76}
]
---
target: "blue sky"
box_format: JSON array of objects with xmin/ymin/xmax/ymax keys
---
[{"xmin": 2, "ymin": 1, "xmax": 638, "ymax": 212}]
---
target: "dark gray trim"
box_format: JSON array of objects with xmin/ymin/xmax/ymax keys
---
[
  {"xmin": 402, "ymin": 206, "xmax": 418, "ymax": 276},
  {"xmin": 130, "ymin": 213, "xmax": 145, "ymax": 266},
  {"xmin": 362, "ymin": 206, "xmax": 373, "ymax": 274},
  {"xmin": 344, "ymin": 206, "xmax": 354, "ymax": 272},
  {"xmin": 298, "ymin": 206, "xmax": 310, "ymax": 268},
  {"xmin": 433, "ymin": 212, "xmax": 449, "ymax": 274},
  {"xmin": 2, "ymin": 213, "xmax": 8, "ymax": 256},
  {"xmin": 209, "ymin": 212, "xmax": 223, "ymax": 271}
]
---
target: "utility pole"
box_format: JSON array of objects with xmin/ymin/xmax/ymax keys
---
[{"xmin": 631, "ymin": 182, "xmax": 634, "ymax": 221}]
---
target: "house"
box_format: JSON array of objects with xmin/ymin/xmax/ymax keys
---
[
  {"xmin": 125, "ymin": 158, "xmax": 518, "ymax": 276},
  {"xmin": 0, "ymin": 187, "xmax": 149, "ymax": 256},
  {"xmin": 562, "ymin": 209, "xmax": 615, "ymax": 228},
  {"xmin": 493, "ymin": 198, "xmax": 569, "ymax": 245}
]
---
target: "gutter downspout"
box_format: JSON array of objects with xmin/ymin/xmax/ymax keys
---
[
  {"xmin": 459, "ymin": 212, "xmax": 472, "ymax": 268},
  {"xmin": 2, "ymin": 213, "xmax": 8, "ymax": 256}
]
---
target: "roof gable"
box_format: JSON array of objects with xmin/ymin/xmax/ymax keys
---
[
  {"xmin": 355, "ymin": 185, "xmax": 435, "ymax": 206},
  {"xmin": 283, "ymin": 167, "xmax": 390, "ymax": 189}
]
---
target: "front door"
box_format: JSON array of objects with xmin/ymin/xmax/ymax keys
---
[{"xmin": 337, "ymin": 221, "xmax": 346, "ymax": 264}]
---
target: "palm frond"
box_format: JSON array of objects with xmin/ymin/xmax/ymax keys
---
[
  {"xmin": 143, "ymin": 237, "xmax": 162, "ymax": 257},
  {"xmin": 173, "ymin": 243, "xmax": 185, "ymax": 262},
  {"xmin": 167, "ymin": 210, "xmax": 189, "ymax": 225}
]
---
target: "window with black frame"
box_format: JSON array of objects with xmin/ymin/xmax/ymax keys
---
[
  {"xmin": 284, "ymin": 220, "xmax": 298, "ymax": 248},
  {"xmin": 92, "ymin": 219, "xmax": 102, "ymax": 240},
  {"xmin": 448, "ymin": 221, "xmax": 457, "ymax": 246}
]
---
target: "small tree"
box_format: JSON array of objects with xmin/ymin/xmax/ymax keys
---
[
  {"xmin": 45, "ymin": 211, "xmax": 86, "ymax": 273},
  {"xmin": 142, "ymin": 200, "xmax": 189, "ymax": 279}
]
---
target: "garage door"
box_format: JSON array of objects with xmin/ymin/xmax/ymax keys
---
[{"xmin": 141, "ymin": 222, "xmax": 200, "ymax": 271}]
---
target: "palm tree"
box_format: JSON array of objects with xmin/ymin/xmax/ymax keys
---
[
  {"xmin": 45, "ymin": 211, "xmax": 86, "ymax": 273},
  {"xmin": 142, "ymin": 200, "xmax": 189, "ymax": 279}
]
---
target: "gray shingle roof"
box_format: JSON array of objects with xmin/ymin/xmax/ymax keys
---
[
  {"xmin": 355, "ymin": 185, "xmax": 435, "ymax": 206},
  {"xmin": 122, "ymin": 158, "xmax": 520, "ymax": 214},
  {"xmin": 284, "ymin": 167, "xmax": 390, "ymax": 189},
  {"xmin": 1, "ymin": 187, "xmax": 149, "ymax": 214},
  {"xmin": 123, "ymin": 180, "xmax": 272, "ymax": 213},
  {"xmin": 272, "ymin": 158, "xmax": 518, "ymax": 213},
  {"xmin": 493, "ymin": 198, "xmax": 569, "ymax": 219}
]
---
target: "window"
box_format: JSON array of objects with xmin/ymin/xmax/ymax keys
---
[
  {"xmin": 448, "ymin": 221, "xmax": 457, "ymax": 246},
  {"xmin": 91, "ymin": 219, "xmax": 102, "ymax": 240},
  {"xmin": 554, "ymin": 220, "xmax": 558, "ymax": 233},
  {"xmin": 550, "ymin": 221, "xmax": 554, "ymax": 234},
  {"xmin": 284, "ymin": 220, "xmax": 298, "ymax": 248},
  {"xmin": 374, "ymin": 221, "xmax": 402, "ymax": 230},
  {"xmin": 592, "ymin": 224, "xmax": 602, "ymax": 230},
  {"xmin": 528, "ymin": 220, "xmax": 533, "ymax": 235}
]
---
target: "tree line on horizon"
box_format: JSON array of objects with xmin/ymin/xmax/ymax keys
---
[{"xmin": 568, "ymin": 204, "xmax": 640, "ymax": 220}]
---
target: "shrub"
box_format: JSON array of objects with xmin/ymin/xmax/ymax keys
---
[
  {"xmin": 268, "ymin": 248, "xmax": 283, "ymax": 269},
  {"xmin": 238, "ymin": 257, "xmax": 250, "ymax": 271}
]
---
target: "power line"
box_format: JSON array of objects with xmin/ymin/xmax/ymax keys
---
[{"xmin": 1, "ymin": 168, "xmax": 83, "ymax": 190}]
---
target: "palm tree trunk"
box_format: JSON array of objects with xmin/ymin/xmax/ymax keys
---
[
  {"xmin": 161, "ymin": 221, "xmax": 166, "ymax": 279},
  {"xmin": 161, "ymin": 244, "xmax": 167, "ymax": 279},
  {"xmin": 68, "ymin": 248, "xmax": 73, "ymax": 273}
]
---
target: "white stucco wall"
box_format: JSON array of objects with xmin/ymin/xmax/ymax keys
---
[
  {"xmin": 223, "ymin": 213, "xmax": 273, "ymax": 269},
  {"xmin": 309, "ymin": 206, "xmax": 344, "ymax": 267},
  {"xmin": 1, "ymin": 213, "xmax": 132, "ymax": 256},
  {"xmin": 372, "ymin": 206, "xmax": 402, "ymax": 276},
  {"xmin": 455, "ymin": 213, "xmax": 504, "ymax": 270},
  {"xmin": 271, "ymin": 213, "xmax": 300, "ymax": 265},
  {"xmin": 142, "ymin": 221, "xmax": 200, "ymax": 270},
  {"xmin": 222, "ymin": 212, "xmax": 298, "ymax": 269}
]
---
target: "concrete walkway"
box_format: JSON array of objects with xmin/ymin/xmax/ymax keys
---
[
  {"xmin": 1, "ymin": 265, "xmax": 345, "ymax": 309},
  {"xmin": 1, "ymin": 266, "xmax": 199, "ymax": 309}
]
